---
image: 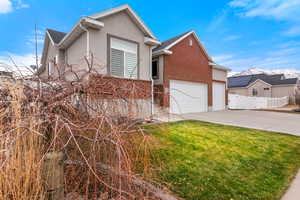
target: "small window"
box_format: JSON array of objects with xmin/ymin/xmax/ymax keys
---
[
  {"xmin": 189, "ymin": 38, "xmax": 193, "ymax": 46},
  {"xmin": 152, "ymin": 60, "xmax": 159, "ymax": 80},
  {"xmin": 264, "ymin": 88, "xmax": 270, "ymax": 91},
  {"xmin": 48, "ymin": 62, "xmax": 53, "ymax": 76},
  {"xmin": 252, "ymin": 88, "xmax": 258, "ymax": 96},
  {"xmin": 55, "ymin": 55, "xmax": 58, "ymax": 64}
]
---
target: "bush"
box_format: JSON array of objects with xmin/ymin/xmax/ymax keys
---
[{"xmin": 0, "ymin": 58, "xmax": 159, "ymax": 200}]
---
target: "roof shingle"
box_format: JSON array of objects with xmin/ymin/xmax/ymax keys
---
[
  {"xmin": 153, "ymin": 31, "xmax": 191, "ymax": 52},
  {"xmin": 47, "ymin": 29, "xmax": 67, "ymax": 44},
  {"xmin": 228, "ymin": 74, "xmax": 298, "ymax": 88}
]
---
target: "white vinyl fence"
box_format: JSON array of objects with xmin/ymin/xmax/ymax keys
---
[{"xmin": 229, "ymin": 94, "xmax": 289, "ymax": 110}]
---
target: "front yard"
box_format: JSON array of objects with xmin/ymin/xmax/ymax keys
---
[{"xmin": 144, "ymin": 120, "xmax": 300, "ymax": 200}]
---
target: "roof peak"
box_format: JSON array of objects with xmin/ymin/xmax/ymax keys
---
[
  {"xmin": 46, "ymin": 28, "xmax": 66, "ymax": 34},
  {"xmin": 90, "ymin": 4, "xmax": 156, "ymax": 39},
  {"xmin": 46, "ymin": 28, "xmax": 67, "ymax": 44},
  {"xmin": 152, "ymin": 30, "xmax": 212, "ymax": 61}
]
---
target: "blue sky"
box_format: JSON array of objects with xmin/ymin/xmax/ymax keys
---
[{"xmin": 0, "ymin": 0, "xmax": 300, "ymax": 73}]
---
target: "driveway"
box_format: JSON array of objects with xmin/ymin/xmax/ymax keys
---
[{"xmin": 159, "ymin": 110, "xmax": 300, "ymax": 136}]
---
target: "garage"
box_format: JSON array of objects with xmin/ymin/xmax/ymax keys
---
[
  {"xmin": 170, "ymin": 80, "xmax": 208, "ymax": 114},
  {"xmin": 213, "ymin": 82, "xmax": 226, "ymax": 111}
]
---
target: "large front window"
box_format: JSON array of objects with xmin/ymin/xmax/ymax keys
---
[{"xmin": 110, "ymin": 37, "xmax": 138, "ymax": 79}]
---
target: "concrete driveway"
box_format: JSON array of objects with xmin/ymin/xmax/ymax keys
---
[{"xmin": 162, "ymin": 110, "xmax": 300, "ymax": 136}]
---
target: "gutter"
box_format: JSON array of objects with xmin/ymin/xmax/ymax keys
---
[
  {"xmin": 152, "ymin": 49, "xmax": 172, "ymax": 57},
  {"xmin": 209, "ymin": 62, "xmax": 231, "ymax": 72},
  {"xmin": 58, "ymin": 17, "xmax": 104, "ymax": 49}
]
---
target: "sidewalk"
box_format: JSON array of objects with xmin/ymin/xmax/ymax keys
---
[{"xmin": 281, "ymin": 170, "xmax": 300, "ymax": 200}]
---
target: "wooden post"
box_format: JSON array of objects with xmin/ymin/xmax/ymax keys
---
[{"xmin": 43, "ymin": 152, "xmax": 65, "ymax": 200}]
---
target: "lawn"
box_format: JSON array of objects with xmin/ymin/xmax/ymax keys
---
[{"xmin": 143, "ymin": 120, "xmax": 300, "ymax": 200}]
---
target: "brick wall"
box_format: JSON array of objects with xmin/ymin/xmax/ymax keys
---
[
  {"xmin": 88, "ymin": 75, "xmax": 151, "ymax": 99},
  {"xmin": 159, "ymin": 34, "xmax": 213, "ymax": 107}
]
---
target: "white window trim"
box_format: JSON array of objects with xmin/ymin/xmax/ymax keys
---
[{"xmin": 110, "ymin": 37, "xmax": 138, "ymax": 79}]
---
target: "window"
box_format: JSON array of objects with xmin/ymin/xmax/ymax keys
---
[
  {"xmin": 152, "ymin": 59, "xmax": 159, "ymax": 79},
  {"xmin": 189, "ymin": 38, "xmax": 193, "ymax": 46},
  {"xmin": 48, "ymin": 61, "xmax": 53, "ymax": 76},
  {"xmin": 252, "ymin": 88, "xmax": 258, "ymax": 96},
  {"xmin": 110, "ymin": 37, "xmax": 138, "ymax": 79},
  {"xmin": 264, "ymin": 88, "xmax": 270, "ymax": 91}
]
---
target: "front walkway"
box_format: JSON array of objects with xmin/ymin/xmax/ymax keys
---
[{"xmin": 281, "ymin": 170, "xmax": 300, "ymax": 200}]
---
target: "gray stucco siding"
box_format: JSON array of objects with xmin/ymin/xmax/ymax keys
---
[
  {"xmin": 65, "ymin": 32, "xmax": 88, "ymax": 72},
  {"xmin": 89, "ymin": 11, "xmax": 151, "ymax": 80},
  {"xmin": 40, "ymin": 42, "xmax": 58, "ymax": 78},
  {"xmin": 212, "ymin": 68, "xmax": 227, "ymax": 82}
]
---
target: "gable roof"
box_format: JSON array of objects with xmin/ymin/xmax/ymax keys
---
[
  {"xmin": 153, "ymin": 31, "xmax": 190, "ymax": 52},
  {"xmin": 152, "ymin": 30, "xmax": 212, "ymax": 61},
  {"xmin": 47, "ymin": 29, "xmax": 67, "ymax": 44},
  {"xmin": 228, "ymin": 73, "xmax": 298, "ymax": 88},
  {"xmin": 91, "ymin": 4, "xmax": 156, "ymax": 39}
]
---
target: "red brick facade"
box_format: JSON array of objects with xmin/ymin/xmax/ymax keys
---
[
  {"xmin": 156, "ymin": 34, "xmax": 213, "ymax": 108},
  {"xmin": 88, "ymin": 75, "xmax": 151, "ymax": 99}
]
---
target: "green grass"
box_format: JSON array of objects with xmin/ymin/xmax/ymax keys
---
[{"xmin": 144, "ymin": 120, "xmax": 300, "ymax": 200}]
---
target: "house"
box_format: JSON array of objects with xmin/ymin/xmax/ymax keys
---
[
  {"xmin": 38, "ymin": 4, "xmax": 231, "ymax": 117},
  {"xmin": 38, "ymin": 4, "xmax": 160, "ymax": 118},
  {"xmin": 228, "ymin": 73, "xmax": 299, "ymax": 103},
  {"xmin": 152, "ymin": 31, "xmax": 231, "ymax": 114}
]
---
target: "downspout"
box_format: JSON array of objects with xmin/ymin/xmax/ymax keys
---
[{"xmin": 149, "ymin": 46, "xmax": 154, "ymax": 119}]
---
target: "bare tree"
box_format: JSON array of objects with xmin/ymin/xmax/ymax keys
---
[{"xmin": 0, "ymin": 56, "xmax": 174, "ymax": 200}]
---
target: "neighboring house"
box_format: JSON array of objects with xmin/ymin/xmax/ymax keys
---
[
  {"xmin": 38, "ymin": 4, "xmax": 160, "ymax": 118},
  {"xmin": 152, "ymin": 31, "xmax": 231, "ymax": 114},
  {"xmin": 228, "ymin": 74, "xmax": 299, "ymax": 103}
]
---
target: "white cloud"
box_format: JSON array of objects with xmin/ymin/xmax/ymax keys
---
[
  {"xmin": 0, "ymin": 0, "xmax": 29, "ymax": 14},
  {"xmin": 229, "ymin": 0, "xmax": 300, "ymax": 37},
  {"xmin": 0, "ymin": 53, "xmax": 38, "ymax": 67},
  {"xmin": 224, "ymin": 35, "xmax": 241, "ymax": 41},
  {"xmin": 278, "ymin": 41, "xmax": 300, "ymax": 48},
  {"xmin": 207, "ymin": 9, "xmax": 228, "ymax": 32},
  {"xmin": 212, "ymin": 54, "xmax": 234, "ymax": 63},
  {"xmin": 26, "ymin": 29, "xmax": 45, "ymax": 49},
  {"xmin": 0, "ymin": 53, "xmax": 39, "ymax": 75},
  {"xmin": 282, "ymin": 25, "xmax": 300, "ymax": 37},
  {"xmin": 16, "ymin": 0, "xmax": 29, "ymax": 9},
  {"xmin": 229, "ymin": 0, "xmax": 300, "ymax": 21},
  {"xmin": 229, "ymin": 0, "xmax": 251, "ymax": 7},
  {"xmin": 0, "ymin": 0, "xmax": 12, "ymax": 14},
  {"xmin": 214, "ymin": 45, "xmax": 300, "ymax": 71}
]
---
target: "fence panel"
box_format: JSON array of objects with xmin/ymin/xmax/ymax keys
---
[{"xmin": 229, "ymin": 94, "xmax": 289, "ymax": 110}]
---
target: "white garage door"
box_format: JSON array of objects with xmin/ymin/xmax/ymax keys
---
[
  {"xmin": 213, "ymin": 82, "xmax": 226, "ymax": 111},
  {"xmin": 170, "ymin": 80, "xmax": 208, "ymax": 114}
]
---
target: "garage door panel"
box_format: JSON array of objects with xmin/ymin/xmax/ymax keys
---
[
  {"xmin": 213, "ymin": 82, "xmax": 226, "ymax": 111},
  {"xmin": 170, "ymin": 80, "xmax": 208, "ymax": 114}
]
